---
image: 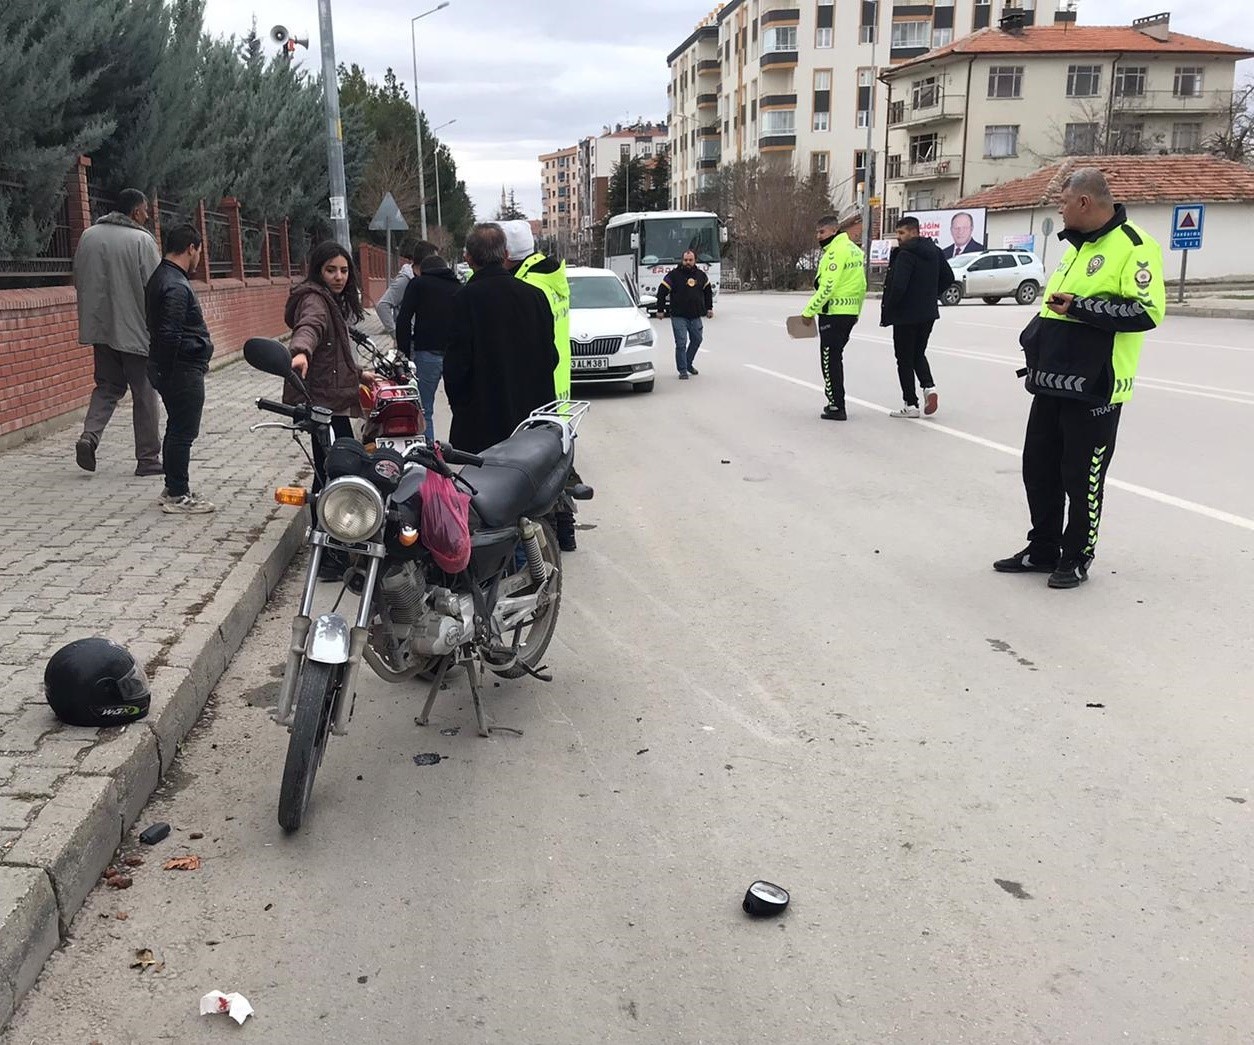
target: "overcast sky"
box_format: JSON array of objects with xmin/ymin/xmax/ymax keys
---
[{"xmin": 200, "ymin": 0, "xmax": 1253, "ymax": 221}]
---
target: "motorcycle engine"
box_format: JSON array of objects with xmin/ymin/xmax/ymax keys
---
[{"xmin": 378, "ymin": 561, "xmax": 426, "ymax": 623}]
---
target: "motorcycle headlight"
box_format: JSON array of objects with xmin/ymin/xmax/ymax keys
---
[
  {"xmin": 317, "ymin": 476, "xmax": 385, "ymax": 543},
  {"xmin": 624, "ymin": 329, "xmax": 653, "ymax": 347}
]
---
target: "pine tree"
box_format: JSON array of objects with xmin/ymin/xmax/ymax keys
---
[{"xmin": 495, "ymin": 188, "xmax": 526, "ymax": 221}]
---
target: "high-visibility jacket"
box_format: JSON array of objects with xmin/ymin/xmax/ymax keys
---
[
  {"xmin": 1026, "ymin": 205, "xmax": 1164, "ymax": 405},
  {"xmin": 515, "ymin": 253, "xmax": 571, "ymax": 400},
  {"xmin": 802, "ymin": 233, "xmax": 867, "ymax": 318}
]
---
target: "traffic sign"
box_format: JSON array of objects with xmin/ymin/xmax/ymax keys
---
[
  {"xmin": 369, "ymin": 192, "xmax": 408, "ymax": 232},
  {"xmin": 1170, "ymin": 203, "xmax": 1204, "ymax": 251}
]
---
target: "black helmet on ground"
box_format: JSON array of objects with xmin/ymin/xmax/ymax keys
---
[{"xmin": 44, "ymin": 638, "xmax": 151, "ymax": 727}]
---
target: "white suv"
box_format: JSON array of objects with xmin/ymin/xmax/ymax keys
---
[{"xmin": 940, "ymin": 250, "xmax": 1045, "ymax": 306}]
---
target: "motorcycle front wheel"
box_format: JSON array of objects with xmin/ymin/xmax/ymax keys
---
[
  {"xmin": 491, "ymin": 518, "xmax": 563, "ymax": 679},
  {"xmin": 277, "ymin": 660, "xmax": 337, "ymax": 833}
]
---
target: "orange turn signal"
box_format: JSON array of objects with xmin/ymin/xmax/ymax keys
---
[
  {"xmin": 275, "ymin": 486, "xmax": 308, "ymax": 506},
  {"xmin": 398, "ymin": 526, "xmax": 420, "ymax": 547}
]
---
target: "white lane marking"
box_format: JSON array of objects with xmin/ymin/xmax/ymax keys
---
[{"xmin": 742, "ymin": 363, "xmax": 1254, "ymax": 534}]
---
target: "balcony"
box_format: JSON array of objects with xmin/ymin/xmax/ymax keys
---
[
  {"xmin": 698, "ymin": 123, "xmax": 720, "ymax": 137},
  {"xmin": 889, "ymin": 155, "xmax": 962, "ymax": 182},
  {"xmin": 760, "ymin": 48, "xmax": 799, "ymax": 69},
  {"xmin": 697, "ymin": 157, "xmax": 720, "ymax": 170},
  {"xmin": 759, "ymin": 133, "xmax": 797, "ymax": 151},
  {"xmin": 1111, "ymin": 88, "xmax": 1232, "ymax": 115},
  {"xmin": 697, "ymin": 92, "xmax": 718, "ymax": 108},
  {"xmin": 761, "ymin": 93, "xmax": 797, "ymax": 109},
  {"xmin": 889, "ymin": 93, "xmax": 966, "ymax": 128},
  {"xmin": 698, "ymin": 59, "xmax": 720, "ymax": 76},
  {"xmin": 761, "ymin": 7, "xmax": 801, "ymax": 25}
]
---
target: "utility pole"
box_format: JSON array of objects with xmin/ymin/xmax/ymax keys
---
[
  {"xmin": 316, "ymin": 0, "xmax": 350, "ymax": 249},
  {"xmin": 410, "ymin": 3, "xmax": 450, "ymax": 241},
  {"xmin": 861, "ymin": 0, "xmax": 878, "ymax": 265}
]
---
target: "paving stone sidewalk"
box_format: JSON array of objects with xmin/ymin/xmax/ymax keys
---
[{"xmin": 0, "ymin": 334, "xmax": 358, "ymax": 1025}]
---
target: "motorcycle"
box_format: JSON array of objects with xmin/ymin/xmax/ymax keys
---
[
  {"xmin": 348, "ymin": 327, "xmax": 426, "ymax": 455},
  {"xmin": 242, "ymin": 336, "xmax": 589, "ymax": 833}
]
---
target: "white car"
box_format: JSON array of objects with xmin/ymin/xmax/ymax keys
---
[
  {"xmin": 566, "ymin": 266, "xmax": 655, "ymax": 393},
  {"xmin": 940, "ymin": 249, "xmax": 1046, "ymax": 306}
]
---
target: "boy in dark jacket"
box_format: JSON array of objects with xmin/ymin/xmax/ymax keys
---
[
  {"xmin": 144, "ymin": 224, "xmax": 215, "ymax": 514},
  {"xmin": 881, "ymin": 215, "xmax": 954, "ymax": 417},
  {"xmin": 395, "ymin": 254, "xmax": 461, "ymax": 445}
]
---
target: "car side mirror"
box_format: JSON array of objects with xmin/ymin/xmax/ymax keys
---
[{"xmin": 639, "ymin": 294, "xmax": 657, "ymax": 309}]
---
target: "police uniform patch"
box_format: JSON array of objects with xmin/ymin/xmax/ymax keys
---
[
  {"xmin": 1134, "ymin": 260, "xmax": 1152, "ymax": 287},
  {"xmin": 828, "ymin": 263, "xmax": 838, "ymax": 270},
  {"xmin": 686, "ymin": 277, "xmax": 696, "ymax": 287},
  {"xmin": 1087, "ymin": 255, "xmax": 1105, "ymax": 276}
]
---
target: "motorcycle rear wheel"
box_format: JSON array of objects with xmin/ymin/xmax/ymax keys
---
[
  {"xmin": 277, "ymin": 660, "xmax": 337, "ymax": 833},
  {"xmin": 492, "ymin": 518, "xmax": 563, "ymax": 679}
]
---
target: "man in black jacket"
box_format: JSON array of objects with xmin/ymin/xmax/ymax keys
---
[
  {"xmin": 444, "ymin": 224, "xmax": 557, "ymax": 454},
  {"xmin": 656, "ymin": 249, "xmax": 713, "ymax": 379},
  {"xmin": 394, "ymin": 253, "xmax": 461, "ymax": 445},
  {"xmin": 881, "ymin": 215, "xmax": 954, "ymax": 418},
  {"xmin": 144, "ymin": 224, "xmax": 215, "ymax": 515}
]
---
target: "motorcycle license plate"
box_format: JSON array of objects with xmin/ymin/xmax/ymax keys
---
[
  {"xmin": 572, "ymin": 357, "xmax": 609, "ymax": 371},
  {"xmin": 374, "ymin": 436, "xmax": 423, "ymax": 454}
]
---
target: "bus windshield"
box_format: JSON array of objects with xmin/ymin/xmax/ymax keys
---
[{"xmin": 640, "ymin": 219, "xmax": 720, "ymax": 266}]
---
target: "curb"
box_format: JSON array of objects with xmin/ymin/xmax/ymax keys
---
[
  {"xmin": 0, "ymin": 503, "xmax": 307, "ymax": 1028},
  {"xmin": 1166, "ymin": 305, "xmax": 1254, "ymax": 321}
]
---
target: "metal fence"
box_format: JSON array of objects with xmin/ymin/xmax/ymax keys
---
[
  {"xmin": 203, "ymin": 208, "xmax": 233, "ymax": 278},
  {"xmin": 241, "ymin": 219, "xmax": 265, "ymax": 277},
  {"xmin": 0, "ymin": 177, "xmax": 73, "ymax": 286}
]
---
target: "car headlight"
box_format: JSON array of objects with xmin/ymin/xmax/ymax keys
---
[
  {"xmin": 317, "ymin": 476, "xmax": 385, "ymax": 543},
  {"xmin": 624, "ymin": 329, "xmax": 653, "ymax": 347}
]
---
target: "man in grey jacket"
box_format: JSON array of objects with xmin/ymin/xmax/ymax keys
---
[{"xmin": 72, "ymin": 188, "xmax": 163, "ymax": 475}]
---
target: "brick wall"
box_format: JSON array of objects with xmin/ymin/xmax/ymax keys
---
[{"xmin": 0, "ymin": 278, "xmax": 293, "ymax": 441}]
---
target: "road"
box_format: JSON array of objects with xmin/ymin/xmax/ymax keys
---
[{"xmin": 6, "ymin": 295, "xmax": 1253, "ymax": 1044}]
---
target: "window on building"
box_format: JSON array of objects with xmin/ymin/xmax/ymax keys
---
[
  {"xmin": 912, "ymin": 76, "xmax": 940, "ymax": 110},
  {"xmin": 885, "ymin": 206, "xmax": 901, "ymax": 230},
  {"xmin": 761, "ymin": 109, "xmax": 797, "ymax": 135},
  {"xmin": 984, "ymin": 123, "xmax": 1019, "ymax": 157},
  {"xmin": 1172, "ymin": 121, "xmax": 1203, "ymax": 151},
  {"xmin": 816, "ymin": 27, "xmax": 833, "ymax": 48},
  {"xmin": 909, "ymin": 133, "xmax": 939, "ymax": 164},
  {"xmin": 1111, "ymin": 121, "xmax": 1143, "ymax": 152},
  {"xmin": 762, "ymin": 26, "xmax": 798, "ymax": 53},
  {"xmin": 857, "ymin": 110, "xmax": 871, "ymax": 128},
  {"xmin": 886, "ymin": 154, "xmax": 902, "ymax": 179},
  {"xmin": 988, "ymin": 66, "xmax": 1023, "ymax": 99},
  {"xmin": 814, "ymin": 111, "xmax": 831, "ymax": 131},
  {"xmin": 892, "ymin": 20, "xmax": 931, "ymax": 50},
  {"xmin": 974, "ymin": 0, "xmax": 991, "ymax": 29},
  {"xmin": 817, "ymin": 0, "xmax": 834, "ymax": 48},
  {"xmin": 1114, "ymin": 66, "xmax": 1147, "ymax": 98},
  {"xmin": 933, "ymin": 27, "xmax": 953, "ymax": 47},
  {"xmin": 1066, "ymin": 64, "xmax": 1102, "ymax": 98},
  {"xmin": 860, "ymin": 0, "xmax": 877, "ymax": 43},
  {"xmin": 1174, "ymin": 67, "xmax": 1204, "ymax": 97},
  {"xmin": 907, "ymin": 190, "xmax": 938, "ymax": 209},
  {"xmin": 811, "ymin": 152, "xmax": 830, "ymax": 177},
  {"xmin": 854, "ymin": 149, "xmax": 868, "ymax": 188},
  {"xmin": 815, "ymin": 70, "xmax": 832, "ymax": 90},
  {"xmin": 1064, "ymin": 122, "xmax": 1098, "ymax": 154},
  {"xmin": 857, "ymin": 67, "xmax": 874, "ymax": 127}
]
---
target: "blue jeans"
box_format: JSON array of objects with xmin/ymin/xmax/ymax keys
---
[
  {"xmin": 671, "ymin": 316, "xmax": 704, "ymax": 374},
  {"xmin": 146, "ymin": 364, "xmax": 204, "ymax": 497},
  {"xmin": 414, "ymin": 350, "xmax": 444, "ymax": 445}
]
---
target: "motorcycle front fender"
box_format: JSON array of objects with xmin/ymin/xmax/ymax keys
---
[{"xmin": 306, "ymin": 614, "xmax": 351, "ymax": 664}]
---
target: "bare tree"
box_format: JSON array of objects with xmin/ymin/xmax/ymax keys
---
[
  {"xmin": 1033, "ymin": 99, "xmax": 1166, "ymax": 162},
  {"xmin": 1205, "ymin": 79, "xmax": 1254, "ymax": 164}
]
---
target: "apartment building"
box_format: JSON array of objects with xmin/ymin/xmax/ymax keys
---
[
  {"xmin": 879, "ymin": 12, "xmax": 1253, "ymax": 216},
  {"xmin": 539, "ymin": 145, "xmax": 578, "ymax": 242},
  {"xmin": 666, "ymin": 0, "xmax": 1060, "ymax": 210}
]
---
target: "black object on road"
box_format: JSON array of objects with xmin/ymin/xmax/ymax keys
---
[
  {"xmin": 742, "ymin": 880, "xmax": 790, "ymax": 916},
  {"xmin": 139, "ymin": 822, "xmax": 171, "ymax": 845}
]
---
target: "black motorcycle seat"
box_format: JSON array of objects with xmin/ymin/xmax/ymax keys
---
[{"xmin": 462, "ymin": 427, "xmax": 572, "ymax": 529}]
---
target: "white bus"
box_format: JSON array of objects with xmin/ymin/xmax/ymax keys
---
[{"xmin": 604, "ymin": 211, "xmax": 726, "ymax": 311}]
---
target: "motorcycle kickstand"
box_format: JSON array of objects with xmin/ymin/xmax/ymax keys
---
[
  {"xmin": 467, "ymin": 655, "xmax": 490, "ymax": 738},
  {"xmin": 416, "ymin": 655, "xmax": 453, "ymax": 727}
]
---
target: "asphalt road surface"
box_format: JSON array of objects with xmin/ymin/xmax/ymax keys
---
[{"xmin": 6, "ymin": 295, "xmax": 1253, "ymax": 1044}]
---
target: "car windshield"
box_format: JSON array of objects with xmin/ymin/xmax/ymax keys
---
[
  {"xmin": 640, "ymin": 218, "xmax": 720, "ymax": 265},
  {"xmin": 569, "ymin": 275, "xmax": 635, "ymax": 309},
  {"xmin": 949, "ymin": 254, "xmax": 979, "ymax": 270}
]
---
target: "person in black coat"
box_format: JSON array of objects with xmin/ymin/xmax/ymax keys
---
[
  {"xmin": 394, "ymin": 254, "xmax": 461, "ymax": 445},
  {"xmin": 880, "ymin": 215, "xmax": 955, "ymax": 418},
  {"xmin": 443, "ymin": 223, "xmax": 557, "ymax": 454}
]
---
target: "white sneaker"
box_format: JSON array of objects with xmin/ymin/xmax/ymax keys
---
[
  {"xmin": 923, "ymin": 387, "xmax": 939, "ymax": 416},
  {"xmin": 161, "ymin": 492, "xmax": 216, "ymax": 515},
  {"xmin": 889, "ymin": 404, "xmax": 921, "ymax": 418}
]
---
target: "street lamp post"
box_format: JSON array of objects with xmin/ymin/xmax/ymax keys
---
[
  {"xmin": 410, "ymin": 2, "xmax": 449, "ymax": 241},
  {"xmin": 316, "ymin": 0, "xmax": 351, "ymax": 248},
  {"xmin": 430, "ymin": 118, "xmax": 457, "ymax": 232},
  {"xmin": 861, "ymin": 1, "xmax": 879, "ymax": 265}
]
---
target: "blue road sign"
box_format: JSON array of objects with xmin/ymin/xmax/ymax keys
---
[{"xmin": 1170, "ymin": 203, "xmax": 1204, "ymax": 251}]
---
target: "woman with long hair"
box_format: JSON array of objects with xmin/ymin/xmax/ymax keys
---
[{"xmin": 283, "ymin": 240, "xmax": 370, "ymax": 488}]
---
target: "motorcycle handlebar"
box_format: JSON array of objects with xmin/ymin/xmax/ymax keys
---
[
  {"xmin": 255, "ymin": 397, "xmax": 314, "ymax": 422},
  {"xmin": 436, "ymin": 443, "xmax": 486, "ymax": 468}
]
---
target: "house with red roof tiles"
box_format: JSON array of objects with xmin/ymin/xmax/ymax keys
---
[
  {"xmin": 951, "ymin": 154, "xmax": 1254, "ymax": 278},
  {"xmin": 877, "ymin": 11, "xmax": 1252, "ymax": 228}
]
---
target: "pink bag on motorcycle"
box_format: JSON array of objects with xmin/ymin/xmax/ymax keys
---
[{"xmin": 420, "ymin": 453, "xmax": 472, "ymax": 573}]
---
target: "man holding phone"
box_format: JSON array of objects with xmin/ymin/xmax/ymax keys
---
[{"xmin": 994, "ymin": 168, "xmax": 1164, "ymax": 589}]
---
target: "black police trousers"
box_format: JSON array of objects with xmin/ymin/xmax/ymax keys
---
[
  {"xmin": 1022, "ymin": 394, "xmax": 1122, "ymax": 565},
  {"xmin": 817, "ymin": 314, "xmax": 857, "ymax": 409}
]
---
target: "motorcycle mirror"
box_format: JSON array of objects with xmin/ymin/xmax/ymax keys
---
[{"xmin": 244, "ymin": 337, "xmax": 293, "ymax": 378}]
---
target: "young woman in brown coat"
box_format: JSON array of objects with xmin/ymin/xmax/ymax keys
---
[{"xmin": 284, "ymin": 240, "xmax": 371, "ymax": 488}]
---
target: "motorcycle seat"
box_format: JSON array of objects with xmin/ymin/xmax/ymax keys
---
[{"xmin": 462, "ymin": 427, "xmax": 572, "ymax": 529}]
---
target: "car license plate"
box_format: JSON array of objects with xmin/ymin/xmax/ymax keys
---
[
  {"xmin": 572, "ymin": 357, "xmax": 609, "ymax": 371},
  {"xmin": 374, "ymin": 436, "xmax": 423, "ymax": 455}
]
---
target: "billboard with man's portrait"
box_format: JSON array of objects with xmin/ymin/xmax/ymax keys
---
[{"xmin": 903, "ymin": 207, "xmax": 989, "ymax": 260}]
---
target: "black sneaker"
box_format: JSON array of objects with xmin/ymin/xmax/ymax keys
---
[
  {"xmin": 993, "ymin": 547, "xmax": 1058, "ymax": 574},
  {"xmin": 1048, "ymin": 558, "xmax": 1090, "ymax": 589},
  {"xmin": 821, "ymin": 406, "xmax": 847, "ymax": 421},
  {"xmin": 687, "ymin": 365, "xmax": 699, "ymax": 376},
  {"xmin": 678, "ymin": 371, "xmax": 689, "ymax": 380}
]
